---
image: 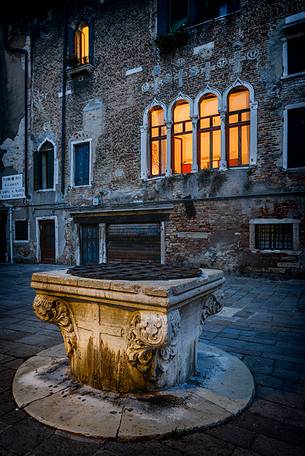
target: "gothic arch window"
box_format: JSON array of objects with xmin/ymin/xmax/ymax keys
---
[
  {"xmin": 226, "ymin": 87, "xmax": 250, "ymax": 167},
  {"xmin": 172, "ymin": 100, "xmax": 192, "ymax": 174},
  {"xmin": 149, "ymin": 106, "xmax": 167, "ymax": 177},
  {"xmin": 199, "ymin": 94, "xmax": 221, "ymax": 169},
  {"xmin": 34, "ymin": 141, "xmax": 55, "ymax": 191},
  {"xmin": 74, "ymin": 21, "xmax": 90, "ymax": 65}
]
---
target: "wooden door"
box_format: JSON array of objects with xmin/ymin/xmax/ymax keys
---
[
  {"xmin": 80, "ymin": 224, "xmax": 99, "ymax": 265},
  {"xmin": 107, "ymin": 223, "xmax": 161, "ymax": 263},
  {"xmin": 39, "ymin": 220, "xmax": 55, "ymax": 263},
  {"xmin": 0, "ymin": 212, "xmax": 7, "ymax": 262}
]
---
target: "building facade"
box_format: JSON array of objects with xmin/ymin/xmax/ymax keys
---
[{"xmin": 0, "ymin": 0, "xmax": 305, "ymax": 277}]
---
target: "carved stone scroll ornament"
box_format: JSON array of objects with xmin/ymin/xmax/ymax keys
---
[
  {"xmin": 126, "ymin": 312, "xmax": 167, "ymax": 375},
  {"xmin": 200, "ymin": 290, "xmax": 224, "ymax": 333},
  {"xmin": 159, "ymin": 309, "xmax": 181, "ymax": 363},
  {"xmin": 33, "ymin": 294, "xmax": 77, "ymax": 357}
]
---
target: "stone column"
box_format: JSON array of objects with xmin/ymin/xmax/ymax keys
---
[{"xmin": 191, "ymin": 115, "xmax": 199, "ymax": 173}]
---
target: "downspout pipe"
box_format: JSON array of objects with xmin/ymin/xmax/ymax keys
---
[
  {"xmin": 3, "ymin": 26, "xmax": 29, "ymax": 199},
  {"xmin": 61, "ymin": 8, "xmax": 68, "ymax": 195}
]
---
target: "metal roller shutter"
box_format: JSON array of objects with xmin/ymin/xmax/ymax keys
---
[{"xmin": 107, "ymin": 223, "xmax": 161, "ymax": 263}]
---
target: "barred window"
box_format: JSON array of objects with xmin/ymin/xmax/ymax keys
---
[
  {"xmin": 15, "ymin": 220, "xmax": 28, "ymax": 241},
  {"xmin": 255, "ymin": 224, "xmax": 293, "ymax": 250}
]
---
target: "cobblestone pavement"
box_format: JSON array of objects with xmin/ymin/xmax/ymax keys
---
[{"xmin": 0, "ymin": 264, "xmax": 305, "ymax": 456}]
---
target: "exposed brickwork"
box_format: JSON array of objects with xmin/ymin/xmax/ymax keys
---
[{"xmin": 0, "ymin": 0, "xmax": 304, "ymax": 276}]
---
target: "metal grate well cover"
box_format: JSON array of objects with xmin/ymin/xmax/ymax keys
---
[{"xmin": 67, "ymin": 262, "xmax": 202, "ymax": 281}]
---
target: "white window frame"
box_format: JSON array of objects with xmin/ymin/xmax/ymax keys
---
[
  {"xmin": 223, "ymin": 79, "xmax": 258, "ymax": 168},
  {"xmin": 282, "ymin": 12, "xmax": 305, "ymax": 79},
  {"xmin": 249, "ymin": 218, "xmax": 300, "ymax": 254},
  {"xmin": 283, "ymin": 101, "xmax": 305, "ymax": 170},
  {"xmin": 35, "ymin": 216, "xmax": 59, "ymax": 262},
  {"xmin": 14, "ymin": 219, "xmax": 29, "ymax": 243},
  {"xmin": 35, "ymin": 138, "xmax": 57, "ymax": 192},
  {"xmin": 194, "ymin": 86, "xmax": 224, "ymax": 170},
  {"xmin": 70, "ymin": 139, "xmax": 92, "ymax": 188},
  {"xmin": 141, "ymin": 81, "xmax": 257, "ymax": 179}
]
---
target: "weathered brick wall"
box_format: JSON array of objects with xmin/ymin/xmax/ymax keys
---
[{"xmin": 2, "ymin": 0, "xmax": 305, "ymax": 275}]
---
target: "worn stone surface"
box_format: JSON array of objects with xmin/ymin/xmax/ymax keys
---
[
  {"xmin": 13, "ymin": 343, "xmax": 253, "ymax": 439},
  {"xmin": 0, "ymin": 264, "xmax": 305, "ymax": 455},
  {"xmin": 31, "ymin": 268, "xmax": 224, "ymax": 392},
  {"xmin": 0, "ymin": 1, "xmax": 305, "ymax": 276}
]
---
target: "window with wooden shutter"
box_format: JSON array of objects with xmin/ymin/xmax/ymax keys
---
[
  {"xmin": 73, "ymin": 142, "xmax": 90, "ymax": 186},
  {"xmin": 33, "ymin": 150, "xmax": 40, "ymax": 191}
]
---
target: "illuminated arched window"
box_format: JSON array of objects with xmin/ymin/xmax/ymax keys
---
[
  {"xmin": 74, "ymin": 22, "xmax": 90, "ymax": 65},
  {"xmin": 199, "ymin": 94, "xmax": 221, "ymax": 169},
  {"xmin": 227, "ymin": 87, "xmax": 250, "ymax": 167},
  {"xmin": 149, "ymin": 107, "xmax": 167, "ymax": 177},
  {"xmin": 172, "ymin": 101, "xmax": 192, "ymax": 174}
]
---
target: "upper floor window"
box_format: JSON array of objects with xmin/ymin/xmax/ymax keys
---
[
  {"xmin": 72, "ymin": 141, "xmax": 91, "ymax": 187},
  {"xmin": 149, "ymin": 107, "xmax": 167, "ymax": 177},
  {"xmin": 283, "ymin": 12, "xmax": 305, "ymax": 77},
  {"xmin": 196, "ymin": 0, "xmax": 240, "ymax": 22},
  {"xmin": 163, "ymin": 0, "xmax": 240, "ymax": 35},
  {"xmin": 227, "ymin": 87, "xmax": 250, "ymax": 167},
  {"xmin": 172, "ymin": 101, "xmax": 192, "ymax": 174},
  {"xmin": 286, "ymin": 105, "xmax": 305, "ymax": 169},
  {"xmin": 199, "ymin": 94, "xmax": 221, "ymax": 169},
  {"xmin": 74, "ymin": 22, "xmax": 89, "ymax": 65},
  {"xmin": 34, "ymin": 141, "xmax": 54, "ymax": 191}
]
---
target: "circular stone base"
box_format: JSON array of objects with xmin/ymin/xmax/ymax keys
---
[{"xmin": 13, "ymin": 343, "xmax": 254, "ymax": 440}]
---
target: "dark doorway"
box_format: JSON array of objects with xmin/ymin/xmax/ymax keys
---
[
  {"xmin": 39, "ymin": 219, "xmax": 55, "ymax": 263},
  {"xmin": 107, "ymin": 223, "xmax": 161, "ymax": 263},
  {"xmin": 0, "ymin": 212, "xmax": 7, "ymax": 262},
  {"xmin": 80, "ymin": 224, "xmax": 99, "ymax": 265}
]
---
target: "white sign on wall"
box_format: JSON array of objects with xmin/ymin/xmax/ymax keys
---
[{"xmin": 0, "ymin": 174, "xmax": 25, "ymax": 200}]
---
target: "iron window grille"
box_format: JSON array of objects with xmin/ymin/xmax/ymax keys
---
[
  {"xmin": 254, "ymin": 224, "xmax": 293, "ymax": 251},
  {"xmin": 15, "ymin": 220, "xmax": 28, "ymax": 241}
]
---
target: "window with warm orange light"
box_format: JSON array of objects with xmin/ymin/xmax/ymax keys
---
[
  {"xmin": 172, "ymin": 101, "xmax": 192, "ymax": 174},
  {"xmin": 74, "ymin": 22, "xmax": 90, "ymax": 65},
  {"xmin": 149, "ymin": 107, "xmax": 167, "ymax": 177},
  {"xmin": 227, "ymin": 88, "xmax": 250, "ymax": 167},
  {"xmin": 199, "ymin": 95, "xmax": 221, "ymax": 169}
]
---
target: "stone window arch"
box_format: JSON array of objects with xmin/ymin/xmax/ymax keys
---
[
  {"xmin": 223, "ymin": 79, "xmax": 258, "ymax": 168},
  {"xmin": 170, "ymin": 96, "xmax": 193, "ymax": 175},
  {"xmin": 197, "ymin": 92, "xmax": 222, "ymax": 170},
  {"xmin": 34, "ymin": 140, "xmax": 55, "ymax": 191},
  {"xmin": 141, "ymin": 100, "xmax": 168, "ymax": 179}
]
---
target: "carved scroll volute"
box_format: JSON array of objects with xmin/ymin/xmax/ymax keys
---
[
  {"xmin": 126, "ymin": 311, "xmax": 168, "ymax": 375},
  {"xmin": 200, "ymin": 290, "xmax": 224, "ymax": 333},
  {"xmin": 33, "ymin": 294, "xmax": 77, "ymax": 357}
]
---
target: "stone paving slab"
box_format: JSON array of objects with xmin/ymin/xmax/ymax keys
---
[{"xmin": 0, "ymin": 264, "xmax": 305, "ymax": 455}]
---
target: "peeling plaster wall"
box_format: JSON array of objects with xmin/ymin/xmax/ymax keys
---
[{"xmin": 2, "ymin": 0, "xmax": 305, "ymax": 276}]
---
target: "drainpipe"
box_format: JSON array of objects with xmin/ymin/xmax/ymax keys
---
[
  {"xmin": 8, "ymin": 206, "xmax": 13, "ymax": 264},
  {"xmin": 3, "ymin": 26, "xmax": 29, "ymax": 199},
  {"xmin": 61, "ymin": 8, "xmax": 68, "ymax": 195}
]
